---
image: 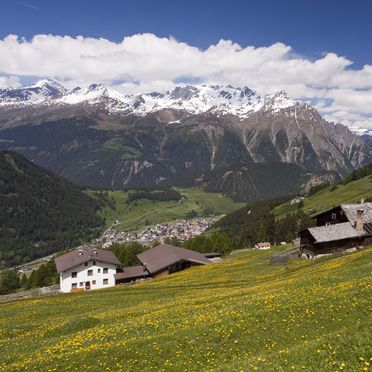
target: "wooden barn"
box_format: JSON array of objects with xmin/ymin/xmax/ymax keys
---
[
  {"xmin": 115, "ymin": 266, "xmax": 149, "ymax": 284},
  {"xmin": 137, "ymin": 243, "xmax": 210, "ymax": 278},
  {"xmin": 299, "ymin": 202, "xmax": 372, "ymax": 258},
  {"xmin": 115, "ymin": 244, "xmax": 211, "ymax": 284}
]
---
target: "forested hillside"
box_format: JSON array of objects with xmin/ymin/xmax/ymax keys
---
[
  {"xmin": 213, "ymin": 164, "xmax": 372, "ymax": 246},
  {"xmin": 0, "ymin": 151, "xmax": 106, "ymax": 268},
  {"xmin": 274, "ymin": 165, "xmax": 372, "ymax": 218},
  {"xmin": 211, "ymin": 198, "xmax": 313, "ymax": 246}
]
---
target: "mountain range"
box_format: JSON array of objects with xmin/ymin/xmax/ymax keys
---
[{"xmin": 0, "ymin": 79, "xmax": 371, "ymax": 202}]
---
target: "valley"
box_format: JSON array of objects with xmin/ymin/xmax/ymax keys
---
[
  {"xmin": 96, "ymin": 187, "xmax": 245, "ymax": 232},
  {"xmin": 1, "ymin": 4, "xmax": 371, "ymax": 372}
]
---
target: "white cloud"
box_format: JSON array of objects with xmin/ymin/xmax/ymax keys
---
[
  {"xmin": 0, "ymin": 33, "xmax": 371, "ymax": 127},
  {"xmin": 0, "ymin": 75, "xmax": 21, "ymax": 88}
]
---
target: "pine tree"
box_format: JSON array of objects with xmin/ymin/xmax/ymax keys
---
[
  {"xmin": 20, "ymin": 274, "xmax": 28, "ymax": 289},
  {"xmin": 0, "ymin": 270, "xmax": 20, "ymax": 294}
]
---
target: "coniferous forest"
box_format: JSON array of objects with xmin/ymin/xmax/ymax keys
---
[{"xmin": 0, "ymin": 151, "xmax": 106, "ymax": 268}]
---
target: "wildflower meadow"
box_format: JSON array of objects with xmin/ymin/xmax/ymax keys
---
[{"xmin": 0, "ymin": 247, "xmax": 371, "ymax": 371}]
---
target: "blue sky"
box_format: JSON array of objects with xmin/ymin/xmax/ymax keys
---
[
  {"xmin": 0, "ymin": 0, "xmax": 371, "ymax": 128},
  {"xmin": 1, "ymin": 0, "xmax": 371, "ymax": 67}
]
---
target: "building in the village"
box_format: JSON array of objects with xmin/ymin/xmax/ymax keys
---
[
  {"xmin": 55, "ymin": 246, "xmax": 121, "ymax": 293},
  {"xmin": 115, "ymin": 244, "xmax": 211, "ymax": 283},
  {"xmin": 299, "ymin": 202, "xmax": 372, "ymax": 258},
  {"xmin": 254, "ymin": 242, "xmax": 271, "ymax": 250}
]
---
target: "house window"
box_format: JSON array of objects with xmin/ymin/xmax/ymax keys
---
[
  {"xmin": 87, "ymin": 269, "xmax": 93, "ymax": 276},
  {"xmin": 79, "ymin": 282, "xmax": 84, "ymax": 287},
  {"xmin": 103, "ymin": 268, "xmax": 108, "ymax": 274},
  {"xmin": 85, "ymin": 262, "xmax": 88, "ymax": 266},
  {"xmin": 71, "ymin": 283, "xmax": 77, "ymax": 289},
  {"xmin": 71, "ymin": 272, "xmax": 77, "ymax": 278},
  {"xmin": 98, "ymin": 268, "xmax": 101, "ymax": 273},
  {"xmin": 103, "ymin": 278, "xmax": 109, "ymax": 285},
  {"xmin": 331, "ymin": 213, "xmax": 337, "ymax": 220},
  {"xmin": 92, "ymin": 280, "xmax": 96, "ymax": 285},
  {"xmin": 93, "ymin": 261, "xmax": 96, "ymax": 265}
]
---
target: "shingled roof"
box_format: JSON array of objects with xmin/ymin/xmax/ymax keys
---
[
  {"xmin": 55, "ymin": 246, "xmax": 120, "ymax": 273},
  {"xmin": 115, "ymin": 266, "xmax": 149, "ymax": 281},
  {"xmin": 312, "ymin": 202, "xmax": 372, "ymax": 224},
  {"xmin": 137, "ymin": 244, "xmax": 210, "ymax": 274},
  {"xmin": 307, "ymin": 222, "xmax": 361, "ymax": 243},
  {"xmin": 340, "ymin": 203, "xmax": 372, "ymax": 224}
]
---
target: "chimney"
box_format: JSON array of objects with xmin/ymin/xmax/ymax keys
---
[
  {"xmin": 361, "ymin": 198, "xmax": 365, "ymax": 204},
  {"xmin": 356, "ymin": 209, "xmax": 365, "ymax": 234},
  {"xmin": 93, "ymin": 248, "xmax": 98, "ymax": 255},
  {"xmin": 78, "ymin": 249, "xmax": 83, "ymax": 256}
]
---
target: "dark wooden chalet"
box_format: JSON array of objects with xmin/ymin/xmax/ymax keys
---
[{"xmin": 300, "ymin": 202, "xmax": 372, "ymax": 257}]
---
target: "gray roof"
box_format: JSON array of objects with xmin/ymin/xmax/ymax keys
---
[
  {"xmin": 55, "ymin": 246, "xmax": 120, "ymax": 273},
  {"xmin": 341, "ymin": 203, "xmax": 372, "ymax": 224},
  {"xmin": 307, "ymin": 222, "xmax": 360, "ymax": 243},
  {"xmin": 137, "ymin": 244, "xmax": 210, "ymax": 274},
  {"xmin": 115, "ymin": 266, "xmax": 149, "ymax": 281},
  {"xmin": 312, "ymin": 202, "xmax": 372, "ymax": 223}
]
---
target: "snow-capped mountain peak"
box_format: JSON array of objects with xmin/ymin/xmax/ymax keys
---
[
  {"xmin": 131, "ymin": 84, "xmax": 268, "ymax": 117},
  {"xmin": 32, "ymin": 78, "xmax": 65, "ymax": 91},
  {"xmin": 0, "ymin": 78, "xmax": 66, "ymax": 106},
  {"xmin": 59, "ymin": 83, "xmax": 128, "ymax": 107},
  {"xmin": 263, "ymin": 90, "xmax": 298, "ymax": 112},
  {"xmin": 0, "ymin": 80, "xmax": 302, "ymax": 117}
]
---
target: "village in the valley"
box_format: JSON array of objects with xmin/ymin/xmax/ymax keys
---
[{"xmin": 99, "ymin": 216, "xmax": 220, "ymax": 248}]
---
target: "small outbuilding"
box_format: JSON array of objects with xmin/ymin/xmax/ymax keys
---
[
  {"xmin": 254, "ymin": 242, "xmax": 271, "ymax": 250},
  {"xmin": 115, "ymin": 266, "xmax": 149, "ymax": 284}
]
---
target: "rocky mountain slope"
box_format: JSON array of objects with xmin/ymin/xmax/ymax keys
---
[{"xmin": 0, "ymin": 80, "xmax": 370, "ymax": 201}]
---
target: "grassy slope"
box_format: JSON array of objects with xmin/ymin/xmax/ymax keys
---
[
  {"xmin": 1, "ymin": 247, "xmax": 371, "ymax": 371},
  {"xmin": 98, "ymin": 188, "xmax": 245, "ymax": 231},
  {"xmin": 274, "ymin": 175, "xmax": 372, "ymax": 218}
]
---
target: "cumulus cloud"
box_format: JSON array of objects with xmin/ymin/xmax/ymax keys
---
[
  {"xmin": 0, "ymin": 75, "xmax": 21, "ymax": 88},
  {"xmin": 0, "ymin": 33, "xmax": 371, "ymax": 128}
]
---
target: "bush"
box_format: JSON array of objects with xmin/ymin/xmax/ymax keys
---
[{"xmin": 309, "ymin": 182, "xmax": 330, "ymax": 196}]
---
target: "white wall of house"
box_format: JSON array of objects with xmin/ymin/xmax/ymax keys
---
[
  {"xmin": 59, "ymin": 259, "xmax": 117, "ymax": 293},
  {"xmin": 254, "ymin": 244, "xmax": 271, "ymax": 250}
]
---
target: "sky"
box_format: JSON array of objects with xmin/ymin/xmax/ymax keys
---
[{"xmin": 0, "ymin": 0, "xmax": 371, "ymax": 129}]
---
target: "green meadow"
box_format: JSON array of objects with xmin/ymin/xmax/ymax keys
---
[
  {"xmin": 98, "ymin": 188, "xmax": 245, "ymax": 231},
  {"xmin": 274, "ymin": 176, "xmax": 372, "ymax": 218},
  {"xmin": 0, "ymin": 246, "xmax": 370, "ymax": 371}
]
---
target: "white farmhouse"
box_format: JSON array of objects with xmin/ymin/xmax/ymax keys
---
[{"xmin": 55, "ymin": 246, "xmax": 120, "ymax": 293}]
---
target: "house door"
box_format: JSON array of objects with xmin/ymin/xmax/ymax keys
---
[{"xmin": 85, "ymin": 281, "xmax": 91, "ymax": 290}]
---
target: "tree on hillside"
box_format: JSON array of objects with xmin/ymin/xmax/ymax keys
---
[
  {"xmin": 0, "ymin": 270, "xmax": 20, "ymax": 295},
  {"xmin": 20, "ymin": 274, "xmax": 28, "ymax": 289}
]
